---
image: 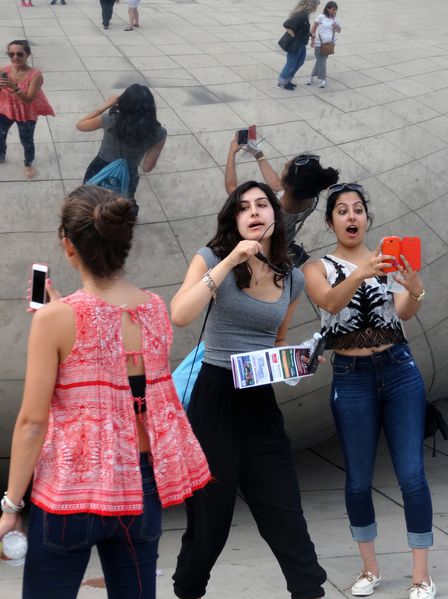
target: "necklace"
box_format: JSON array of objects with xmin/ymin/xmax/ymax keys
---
[{"xmin": 251, "ymin": 268, "xmax": 271, "ymax": 285}]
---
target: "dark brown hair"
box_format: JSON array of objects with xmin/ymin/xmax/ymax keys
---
[
  {"xmin": 323, "ymin": 1, "xmax": 338, "ymax": 17},
  {"xmin": 7, "ymin": 40, "xmax": 31, "ymax": 56},
  {"xmin": 59, "ymin": 186, "xmax": 136, "ymax": 278},
  {"xmin": 207, "ymin": 181, "xmax": 290, "ymax": 289}
]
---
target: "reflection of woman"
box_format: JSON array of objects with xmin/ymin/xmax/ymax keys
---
[
  {"xmin": 171, "ymin": 180, "xmax": 326, "ymax": 599},
  {"xmin": 278, "ymin": 0, "xmax": 320, "ymax": 90},
  {"xmin": 304, "ymin": 183, "xmax": 435, "ymax": 599},
  {"xmin": 76, "ymin": 84, "xmax": 166, "ymax": 210},
  {"xmin": 0, "ymin": 40, "xmax": 54, "ymax": 179},
  {"xmin": 0, "ymin": 186, "xmax": 211, "ymax": 598},
  {"xmin": 225, "ymin": 135, "xmax": 339, "ymax": 266},
  {"xmin": 99, "ymin": 0, "xmax": 117, "ymax": 29},
  {"xmin": 308, "ymin": 1, "xmax": 341, "ymax": 88}
]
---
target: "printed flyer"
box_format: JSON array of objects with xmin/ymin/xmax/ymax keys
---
[{"xmin": 231, "ymin": 345, "xmax": 313, "ymax": 389}]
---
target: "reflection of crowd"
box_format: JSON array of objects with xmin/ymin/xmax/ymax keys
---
[{"xmin": 0, "ymin": 14, "xmax": 437, "ymax": 599}]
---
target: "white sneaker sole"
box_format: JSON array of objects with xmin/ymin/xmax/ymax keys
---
[{"xmin": 351, "ymin": 579, "xmax": 380, "ymax": 596}]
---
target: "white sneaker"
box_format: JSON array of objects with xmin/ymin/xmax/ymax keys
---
[
  {"xmin": 319, "ymin": 79, "xmax": 326, "ymax": 88},
  {"xmin": 409, "ymin": 578, "xmax": 436, "ymax": 599},
  {"xmin": 351, "ymin": 572, "xmax": 381, "ymax": 596}
]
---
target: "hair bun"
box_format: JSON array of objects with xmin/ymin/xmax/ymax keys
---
[{"xmin": 93, "ymin": 195, "xmax": 135, "ymax": 239}]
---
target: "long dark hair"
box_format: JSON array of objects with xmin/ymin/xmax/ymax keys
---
[
  {"xmin": 207, "ymin": 181, "xmax": 290, "ymax": 289},
  {"xmin": 110, "ymin": 84, "xmax": 160, "ymax": 146},
  {"xmin": 282, "ymin": 155, "xmax": 339, "ymax": 204}
]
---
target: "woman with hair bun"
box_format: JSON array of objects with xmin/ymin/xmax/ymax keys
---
[
  {"xmin": 77, "ymin": 83, "xmax": 166, "ymax": 210},
  {"xmin": 0, "ymin": 186, "xmax": 211, "ymax": 598},
  {"xmin": 225, "ymin": 133, "xmax": 339, "ymax": 266}
]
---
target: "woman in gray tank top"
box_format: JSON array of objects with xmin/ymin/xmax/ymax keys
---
[{"xmin": 171, "ymin": 180, "xmax": 326, "ymax": 599}]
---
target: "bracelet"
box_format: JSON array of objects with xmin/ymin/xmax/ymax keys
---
[
  {"xmin": 409, "ymin": 289, "xmax": 425, "ymax": 302},
  {"xmin": 1, "ymin": 493, "xmax": 25, "ymax": 514},
  {"xmin": 256, "ymin": 156, "xmax": 266, "ymax": 162},
  {"xmin": 202, "ymin": 269, "xmax": 218, "ymax": 299}
]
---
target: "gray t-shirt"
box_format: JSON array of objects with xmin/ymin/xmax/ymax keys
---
[
  {"xmin": 99, "ymin": 112, "xmax": 167, "ymax": 168},
  {"xmin": 197, "ymin": 247, "xmax": 304, "ymax": 369}
]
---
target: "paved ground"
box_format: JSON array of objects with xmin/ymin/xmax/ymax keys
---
[
  {"xmin": 2, "ymin": 422, "xmax": 448, "ymax": 597},
  {"xmin": 1, "ymin": 0, "xmax": 448, "ymax": 596}
]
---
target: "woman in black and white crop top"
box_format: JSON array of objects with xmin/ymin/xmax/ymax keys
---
[
  {"xmin": 170, "ymin": 180, "xmax": 326, "ymax": 599},
  {"xmin": 303, "ymin": 183, "xmax": 435, "ymax": 599}
]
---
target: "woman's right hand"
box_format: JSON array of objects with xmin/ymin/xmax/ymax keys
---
[
  {"xmin": 0, "ymin": 512, "xmax": 20, "ymax": 541},
  {"xmin": 226, "ymin": 240, "xmax": 262, "ymax": 268},
  {"xmin": 358, "ymin": 246, "xmax": 395, "ymax": 280},
  {"xmin": 27, "ymin": 279, "xmax": 61, "ymax": 313}
]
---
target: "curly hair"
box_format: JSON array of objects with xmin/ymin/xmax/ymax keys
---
[
  {"xmin": 290, "ymin": 0, "xmax": 320, "ymax": 16},
  {"xmin": 207, "ymin": 181, "xmax": 290, "ymax": 289},
  {"xmin": 282, "ymin": 155, "xmax": 339, "ymax": 204}
]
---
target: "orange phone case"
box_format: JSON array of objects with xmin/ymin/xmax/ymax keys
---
[
  {"xmin": 401, "ymin": 236, "xmax": 421, "ymax": 271},
  {"xmin": 381, "ymin": 236, "xmax": 401, "ymax": 273}
]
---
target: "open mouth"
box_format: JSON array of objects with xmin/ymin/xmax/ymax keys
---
[
  {"xmin": 249, "ymin": 221, "xmax": 264, "ymax": 229},
  {"xmin": 346, "ymin": 225, "xmax": 358, "ymax": 235}
]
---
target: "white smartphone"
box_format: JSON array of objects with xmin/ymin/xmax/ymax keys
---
[{"xmin": 29, "ymin": 263, "xmax": 48, "ymax": 310}]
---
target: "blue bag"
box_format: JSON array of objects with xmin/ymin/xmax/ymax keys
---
[
  {"xmin": 172, "ymin": 341, "xmax": 204, "ymax": 410},
  {"xmin": 86, "ymin": 158, "xmax": 130, "ymax": 195}
]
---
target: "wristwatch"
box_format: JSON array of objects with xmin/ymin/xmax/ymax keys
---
[{"xmin": 409, "ymin": 289, "xmax": 425, "ymax": 302}]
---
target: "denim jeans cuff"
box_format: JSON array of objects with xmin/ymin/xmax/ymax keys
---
[
  {"xmin": 407, "ymin": 531, "xmax": 433, "ymax": 548},
  {"xmin": 350, "ymin": 522, "xmax": 377, "ymax": 542}
]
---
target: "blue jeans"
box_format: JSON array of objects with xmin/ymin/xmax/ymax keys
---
[
  {"xmin": 278, "ymin": 44, "xmax": 307, "ymax": 84},
  {"xmin": 0, "ymin": 114, "xmax": 36, "ymax": 166},
  {"xmin": 331, "ymin": 344, "xmax": 433, "ymax": 548},
  {"xmin": 23, "ymin": 455, "xmax": 162, "ymax": 599}
]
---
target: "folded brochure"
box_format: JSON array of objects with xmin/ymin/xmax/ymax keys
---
[{"xmin": 231, "ymin": 344, "xmax": 313, "ymax": 389}]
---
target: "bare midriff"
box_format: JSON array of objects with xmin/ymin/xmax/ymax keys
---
[{"xmin": 334, "ymin": 343, "xmax": 394, "ymax": 357}]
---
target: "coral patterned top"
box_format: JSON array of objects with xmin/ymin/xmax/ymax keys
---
[
  {"xmin": 31, "ymin": 289, "xmax": 211, "ymax": 515},
  {"xmin": 0, "ymin": 66, "xmax": 54, "ymax": 122}
]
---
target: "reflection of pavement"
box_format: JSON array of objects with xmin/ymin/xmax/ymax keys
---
[
  {"xmin": 0, "ymin": 0, "xmax": 448, "ymax": 592},
  {"xmin": 2, "ymin": 431, "xmax": 448, "ymax": 597},
  {"xmin": 1, "ymin": 0, "xmax": 448, "ymax": 461}
]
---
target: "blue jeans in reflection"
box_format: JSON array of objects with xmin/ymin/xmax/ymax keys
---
[
  {"xmin": 331, "ymin": 344, "xmax": 433, "ymax": 548},
  {"xmin": 278, "ymin": 44, "xmax": 307, "ymax": 85},
  {"xmin": 23, "ymin": 455, "xmax": 161, "ymax": 599}
]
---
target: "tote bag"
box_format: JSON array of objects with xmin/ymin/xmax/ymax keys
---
[{"xmin": 86, "ymin": 158, "xmax": 130, "ymax": 195}]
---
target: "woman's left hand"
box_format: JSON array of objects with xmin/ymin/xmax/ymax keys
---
[
  {"xmin": 394, "ymin": 255, "xmax": 423, "ymax": 297},
  {"xmin": 0, "ymin": 78, "xmax": 15, "ymax": 91}
]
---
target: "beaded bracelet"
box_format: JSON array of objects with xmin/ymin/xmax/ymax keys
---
[{"xmin": 202, "ymin": 269, "xmax": 218, "ymax": 299}]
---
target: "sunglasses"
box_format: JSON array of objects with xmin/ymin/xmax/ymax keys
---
[
  {"xmin": 327, "ymin": 182, "xmax": 364, "ymax": 197},
  {"xmin": 7, "ymin": 52, "xmax": 25, "ymax": 58},
  {"xmin": 294, "ymin": 154, "xmax": 320, "ymax": 173}
]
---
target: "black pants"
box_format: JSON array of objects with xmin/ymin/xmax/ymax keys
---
[
  {"xmin": 173, "ymin": 364, "xmax": 326, "ymax": 599},
  {"xmin": 99, "ymin": 0, "xmax": 115, "ymax": 26},
  {"xmin": 0, "ymin": 114, "xmax": 36, "ymax": 166}
]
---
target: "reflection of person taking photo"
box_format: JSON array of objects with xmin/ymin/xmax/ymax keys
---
[
  {"xmin": 0, "ymin": 40, "xmax": 54, "ymax": 179},
  {"xmin": 225, "ymin": 132, "xmax": 339, "ymax": 266}
]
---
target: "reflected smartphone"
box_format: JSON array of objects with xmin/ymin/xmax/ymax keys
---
[
  {"xmin": 381, "ymin": 236, "xmax": 401, "ymax": 273},
  {"xmin": 1, "ymin": 72, "xmax": 8, "ymax": 80},
  {"xmin": 248, "ymin": 124, "xmax": 257, "ymax": 140},
  {"xmin": 307, "ymin": 335, "xmax": 326, "ymax": 374},
  {"xmin": 237, "ymin": 129, "xmax": 248, "ymax": 145},
  {"xmin": 401, "ymin": 236, "xmax": 421, "ymax": 271},
  {"xmin": 29, "ymin": 263, "xmax": 48, "ymax": 310}
]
